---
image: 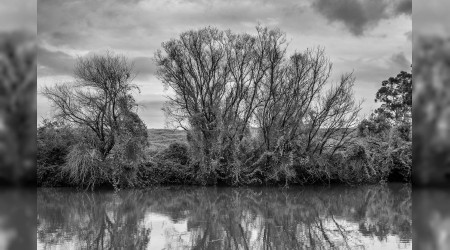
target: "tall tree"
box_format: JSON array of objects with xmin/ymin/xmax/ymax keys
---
[
  {"xmin": 255, "ymin": 47, "xmax": 360, "ymax": 155},
  {"xmin": 155, "ymin": 26, "xmax": 278, "ymax": 176},
  {"xmin": 156, "ymin": 26, "xmax": 361, "ymax": 184},
  {"xmin": 375, "ymin": 70, "xmax": 412, "ymax": 123}
]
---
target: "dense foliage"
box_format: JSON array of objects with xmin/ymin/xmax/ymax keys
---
[
  {"xmin": 37, "ymin": 27, "xmax": 411, "ymax": 188},
  {"xmin": 375, "ymin": 71, "xmax": 412, "ymax": 122},
  {"xmin": 41, "ymin": 52, "xmax": 148, "ymax": 189},
  {"xmin": 37, "ymin": 120, "xmax": 77, "ymax": 186}
]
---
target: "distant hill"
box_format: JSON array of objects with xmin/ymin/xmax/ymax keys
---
[
  {"xmin": 147, "ymin": 129, "xmax": 187, "ymax": 151},
  {"xmin": 146, "ymin": 127, "xmax": 357, "ymax": 151}
]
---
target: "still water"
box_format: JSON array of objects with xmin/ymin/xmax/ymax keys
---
[{"xmin": 37, "ymin": 184, "xmax": 411, "ymax": 250}]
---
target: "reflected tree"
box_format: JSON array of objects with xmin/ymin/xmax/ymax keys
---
[
  {"xmin": 38, "ymin": 185, "xmax": 411, "ymax": 250},
  {"xmin": 38, "ymin": 190, "xmax": 151, "ymax": 249}
]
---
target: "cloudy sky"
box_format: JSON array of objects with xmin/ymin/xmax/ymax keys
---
[{"xmin": 37, "ymin": 0, "xmax": 412, "ymax": 128}]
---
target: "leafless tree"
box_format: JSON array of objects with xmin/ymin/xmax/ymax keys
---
[
  {"xmin": 156, "ymin": 27, "xmax": 227, "ymax": 171},
  {"xmin": 156, "ymin": 26, "xmax": 361, "ymax": 183},
  {"xmin": 156, "ymin": 27, "xmax": 283, "ymax": 173},
  {"xmin": 42, "ymin": 52, "xmax": 139, "ymax": 160},
  {"xmin": 42, "ymin": 52, "xmax": 148, "ymax": 188},
  {"xmin": 255, "ymin": 47, "xmax": 360, "ymax": 155}
]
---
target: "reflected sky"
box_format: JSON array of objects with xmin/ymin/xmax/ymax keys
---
[{"xmin": 37, "ymin": 184, "xmax": 411, "ymax": 250}]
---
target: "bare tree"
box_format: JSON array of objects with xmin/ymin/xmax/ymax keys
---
[
  {"xmin": 42, "ymin": 52, "xmax": 147, "ymax": 188},
  {"xmin": 42, "ymin": 52, "xmax": 139, "ymax": 159},
  {"xmin": 156, "ymin": 26, "xmax": 361, "ymax": 184},
  {"xmin": 255, "ymin": 47, "xmax": 360, "ymax": 156},
  {"xmin": 155, "ymin": 27, "xmax": 287, "ymax": 178},
  {"xmin": 156, "ymin": 27, "xmax": 228, "ymax": 171}
]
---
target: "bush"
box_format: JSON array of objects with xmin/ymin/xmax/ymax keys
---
[
  {"xmin": 335, "ymin": 141, "xmax": 389, "ymax": 183},
  {"xmin": 337, "ymin": 124, "xmax": 411, "ymax": 184},
  {"xmin": 357, "ymin": 115, "xmax": 391, "ymax": 137},
  {"xmin": 62, "ymin": 142, "xmax": 106, "ymax": 189},
  {"xmin": 37, "ymin": 120, "xmax": 77, "ymax": 186},
  {"xmin": 37, "ymin": 117, "xmax": 411, "ymax": 188},
  {"xmin": 138, "ymin": 142, "xmax": 192, "ymax": 186},
  {"xmin": 160, "ymin": 142, "xmax": 190, "ymax": 165}
]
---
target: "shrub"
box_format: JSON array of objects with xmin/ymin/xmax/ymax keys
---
[
  {"xmin": 338, "ymin": 124, "xmax": 412, "ymax": 184},
  {"xmin": 357, "ymin": 115, "xmax": 391, "ymax": 137},
  {"xmin": 62, "ymin": 142, "xmax": 106, "ymax": 189},
  {"xmin": 138, "ymin": 142, "xmax": 192, "ymax": 186},
  {"xmin": 160, "ymin": 142, "xmax": 190, "ymax": 165},
  {"xmin": 37, "ymin": 120, "xmax": 77, "ymax": 186}
]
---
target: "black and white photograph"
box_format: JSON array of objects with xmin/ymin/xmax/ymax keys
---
[
  {"xmin": 0, "ymin": 0, "xmax": 448, "ymax": 249},
  {"xmin": 35, "ymin": 0, "xmax": 413, "ymax": 249}
]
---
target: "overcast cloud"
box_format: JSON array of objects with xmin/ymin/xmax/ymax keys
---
[
  {"xmin": 313, "ymin": 0, "xmax": 411, "ymax": 36},
  {"xmin": 37, "ymin": 0, "xmax": 411, "ymax": 128}
]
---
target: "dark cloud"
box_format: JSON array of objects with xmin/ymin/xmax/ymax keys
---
[
  {"xmin": 395, "ymin": 0, "xmax": 412, "ymax": 15},
  {"xmin": 37, "ymin": 0, "xmax": 319, "ymax": 51},
  {"xmin": 38, "ymin": 0, "xmax": 155, "ymax": 50},
  {"xmin": 37, "ymin": 46, "xmax": 75, "ymax": 76},
  {"xmin": 312, "ymin": 0, "xmax": 411, "ymax": 36},
  {"xmin": 390, "ymin": 52, "xmax": 411, "ymax": 70}
]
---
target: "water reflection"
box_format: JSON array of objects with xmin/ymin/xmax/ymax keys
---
[{"xmin": 38, "ymin": 184, "xmax": 411, "ymax": 249}]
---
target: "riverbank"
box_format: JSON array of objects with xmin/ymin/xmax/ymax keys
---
[{"xmin": 38, "ymin": 127, "xmax": 411, "ymax": 189}]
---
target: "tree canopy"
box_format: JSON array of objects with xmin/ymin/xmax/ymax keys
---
[
  {"xmin": 155, "ymin": 26, "xmax": 361, "ymax": 184},
  {"xmin": 42, "ymin": 52, "xmax": 148, "ymax": 188},
  {"xmin": 375, "ymin": 70, "xmax": 412, "ymax": 123}
]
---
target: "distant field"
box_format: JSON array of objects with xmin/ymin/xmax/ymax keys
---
[
  {"xmin": 147, "ymin": 129, "xmax": 187, "ymax": 151},
  {"xmin": 146, "ymin": 127, "xmax": 358, "ymax": 151}
]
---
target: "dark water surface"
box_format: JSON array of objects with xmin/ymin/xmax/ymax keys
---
[{"xmin": 37, "ymin": 184, "xmax": 411, "ymax": 250}]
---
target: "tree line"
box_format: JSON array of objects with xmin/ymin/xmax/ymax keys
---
[{"xmin": 37, "ymin": 26, "xmax": 412, "ymax": 189}]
